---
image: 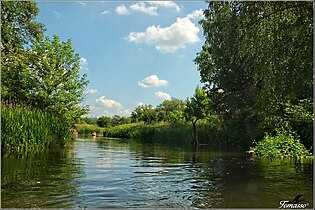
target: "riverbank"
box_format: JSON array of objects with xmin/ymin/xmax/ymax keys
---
[
  {"xmin": 75, "ymin": 121, "xmax": 221, "ymax": 145},
  {"xmin": 1, "ymin": 105, "xmax": 70, "ymax": 153}
]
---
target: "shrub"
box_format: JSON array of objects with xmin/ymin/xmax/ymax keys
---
[{"xmin": 254, "ymin": 131, "xmax": 309, "ymax": 159}]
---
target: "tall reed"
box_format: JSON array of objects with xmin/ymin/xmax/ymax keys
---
[{"xmin": 1, "ymin": 104, "xmax": 69, "ymax": 153}]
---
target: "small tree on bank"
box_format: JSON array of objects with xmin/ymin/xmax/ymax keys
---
[{"xmin": 185, "ymin": 86, "xmax": 212, "ymax": 145}]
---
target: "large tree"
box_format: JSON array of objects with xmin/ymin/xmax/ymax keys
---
[
  {"xmin": 1, "ymin": 1, "xmax": 45, "ymax": 102},
  {"xmin": 23, "ymin": 35, "xmax": 89, "ymax": 124},
  {"xmin": 1, "ymin": 2, "xmax": 89, "ymax": 126},
  {"xmin": 195, "ymin": 1, "xmax": 313, "ymax": 147}
]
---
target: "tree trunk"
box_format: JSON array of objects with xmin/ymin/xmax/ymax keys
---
[{"xmin": 191, "ymin": 119, "xmax": 198, "ymax": 145}]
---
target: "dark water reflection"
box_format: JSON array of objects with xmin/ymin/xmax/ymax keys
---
[{"xmin": 1, "ymin": 138, "xmax": 313, "ymax": 208}]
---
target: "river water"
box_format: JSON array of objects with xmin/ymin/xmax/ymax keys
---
[{"xmin": 1, "ymin": 138, "xmax": 313, "ymax": 208}]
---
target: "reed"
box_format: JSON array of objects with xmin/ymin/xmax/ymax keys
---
[
  {"xmin": 102, "ymin": 122, "xmax": 222, "ymax": 145},
  {"xmin": 1, "ymin": 104, "xmax": 69, "ymax": 153},
  {"xmin": 75, "ymin": 123, "xmax": 103, "ymax": 136}
]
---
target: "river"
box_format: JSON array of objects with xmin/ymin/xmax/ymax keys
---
[{"xmin": 1, "ymin": 137, "xmax": 313, "ymax": 208}]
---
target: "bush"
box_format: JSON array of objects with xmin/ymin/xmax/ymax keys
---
[{"xmin": 254, "ymin": 131, "xmax": 309, "ymax": 159}]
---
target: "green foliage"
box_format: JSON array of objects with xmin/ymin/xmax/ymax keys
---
[
  {"xmin": 283, "ymin": 99, "xmax": 313, "ymax": 149},
  {"xmin": 1, "ymin": 105, "xmax": 69, "ymax": 153},
  {"xmin": 75, "ymin": 124, "xmax": 102, "ymax": 136},
  {"xmin": 85, "ymin": 117, "xmax": 98, "ymax": 124},
  {"xmin": 131, "ymin": 99, "xmax": 187, "ymax": 124},
  {"xmin": 1, "ymin": 1, "xmax": 89, "ymax": 127},
  {"xmin": 103, "ymin": 123, "xmax": 190, "ymax": 143},
  {"xmin": 111, "ymin": 115, "xmax": 132, "ymax": 126},
  {"xmin": 131, "ymin": 104, "xmax": 158, "ymax": 124},
  {"xmin": 1, "ymin": 1, "xmax": 45, "ymax": 53},
  {"xmin": 254, "ymin": 131, "xmax": 309, "ymax": 159},
  {"xmin": 1, "ymin": 1, "xmax": 89, "ymax": 152},
  {"xmin": 25, "ymin": 35, "xmax": 89, "ymax": 125},
  {"xmin": 103, "ymin": 122, "xmax": 221, "ymax": 145},
  {"xmin": 185, "ymin": 86, "xmax": 212, "ymax": 123},
  {"xmin": 195, "ymin": 1, "xmax": 313, "ymax": 148},
  {"xmin": 168, "ymin": 110, "xmax": 186, "ymax": 124},
  {"xmin": 97, "ymin": 116, "xmax": 111, "ymax": 127}
]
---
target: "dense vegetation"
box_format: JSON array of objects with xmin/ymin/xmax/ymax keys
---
[
  {"xmin": 194, "ymin": 1, "xmax": 313, "ymax": 157},
  {"xmin": 1, "ymin": 2, "xmax": 88, "ymax": 152},
  {"xmin": 2, "ymin": 105, "xmax": 69, "ymax": 153}
]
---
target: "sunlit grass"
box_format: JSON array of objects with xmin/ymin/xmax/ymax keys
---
[
  {"xmin": 75, "ymin": 123, "xmax": 102, "ymax": 136},
  {"xmin": 1, "ymin": 104, "xmax": 69, "ymax": 153}
]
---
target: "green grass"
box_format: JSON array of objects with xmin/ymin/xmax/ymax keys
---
[
  {"xmin": 1, "ymin": 104, "xmax": 69, "ymax": 153},
  {"xmin": 103, "ymin": 122, "xmax": 218, "ymax": 144},
  {"xmin": 75, "ymin": 123, "xmax": 103, "ymax": 136}
]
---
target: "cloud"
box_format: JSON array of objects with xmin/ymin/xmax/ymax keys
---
[
  {"xmin": 130, "ymin": 2, "xmax": 158, "ymax": 16},
  {"xmin": 147, "ymin": 1, "xmax": 181, "ymax": 12},
  {"xmin": 115, "ymin": 5, "xmax": 129, "ymax": 15},
  {"xmin": 101, "ymin": 10, "xmax": 110, "ymax": 15},
  {"xmin": 137, "ymin": 102, "xmax": 144, "ymax": 106},
  {"xmin": 78, "ymin": 1, "xmax": 87, "ymax": 6},
  {"xmin": 138, "ymin": 75, "xmax": 169, "ymax": 88},
  {"xmin": 96, "ymin": 96, "xmax": 123, "ymax": 109},
  {"xmin": 84, "ymin": 89, "xmax": 98, "ymax": 94},
  {"xmin": 88, "ymin": 105, "xmax": 131, "ymax": 117},
  {"xmin": 187, "ymin": 9, "xmax": 205, "ymax": 20},
  {"xmin": 127, "ymin": 17, "xmax": 200, "ymax": 53},
  {"xmin": 79, "ymin": 57, "xmax": 89, "ymax": 71},
  {"xmin": 155, "ymin": 91, "xmax": 171, "ymax": 101},
  {"xmin": 53, "ymin": 10, "xmax": 61, "ymax": 19}
]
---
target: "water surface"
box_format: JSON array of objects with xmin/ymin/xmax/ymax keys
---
[{"xmin": 1, "ymin": 138, "xmax": 313, "ymax": 208}]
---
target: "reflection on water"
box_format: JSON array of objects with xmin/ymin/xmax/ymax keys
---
[
  {"xmin": 1, "ymin": 138, "xmax": 313, "ymax": 208},
  {"xmin": 1, "ymin": 146, "xmax": 84, "ymax": 208}
]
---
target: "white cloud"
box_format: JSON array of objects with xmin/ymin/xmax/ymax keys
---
[
  {"xmin": 101, "ymin": 10, "xmax": 110, "ymax": 15},
  {"xmin": 137, "ymin": 102, "xmax": 144, "ymax": 106},
  {"xmin": 138, "ymin": 75, "xmax": 169, "ymax": 88},
  {"xmin": 127, "ymin": 17, "xmax": 200, "ymax": 53},
  {"xmin": 155, "ymin": 91, "xmax": 171, "ymax": 101},
  {"xmin": 147, "ymin": 1, "xmax": 181, "ymax": 12},
  {"xmin": 79, "ymin": 57, "xmax": 89, "ymax": 71},
  {"xmin": 96, "ymin": 96, "xmax": 123, "ymax": 109},
  {"xmin": 115, "ymin": 5, "xmax": 129, "ymax": 15},
  {"xmin": 84, "ymin": 89, "xmax": 98, "ymax": 94},
  {"xmin": 78, "ymin": 1, "xmax": 86, "ymax": 6},
  {"xmin": 88, "ymin": 105, "xmax": 130, "ymax": 117},
  {"xmin": 53, "ymin": 10, "xmax": 61, "ymax": 19},
  {"xmin": 130, "ymin": 2, "xmax": 158, "ymax": 16},
  {"xmin": 187, "ymin": 9, "xmax": 205, "ymax": 20}
]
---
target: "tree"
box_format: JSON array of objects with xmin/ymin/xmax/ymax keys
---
[
  {"xmin": 97, "ymin": 116, "xmax": 111, "ymax": 128},
  {"xmin": 1, "ymin": 1, "xmax": 44, "ymax": 53},
  {"xmin": 1, "ymin": 1, "xmax": 45, "ymax": 103},
  {"xmin": 168, "ymin": 110, "xmax": 186, "ymax": 124},
  {"xmin": 111, "ymin": 115, "xmax": 123, "ymax": 126},
  {"xmin": 26, "ymin": 35, "xmax": 89, "ymax": 124},
  {"xmin": 156, "ymin": 98, "xmax": 186, "ymax": 122},
  {"xmin": 185, "ymin": 86, "xmax": 212, "ymax": 145},
  {"xmin": 195, "ymin": 1, "xmax": 313, "ymax": 148},
  {"xmin": 131, "ymin": 104, "xmax": 157, "ymax": 123},
  {"xmin": 1, "ymin": 2, "xmax": 89, "ymax": 126}
]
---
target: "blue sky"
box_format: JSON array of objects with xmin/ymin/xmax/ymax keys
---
[{"xmin": 37, "ymin": 1, "xmax": 208, "ymax": 117}]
